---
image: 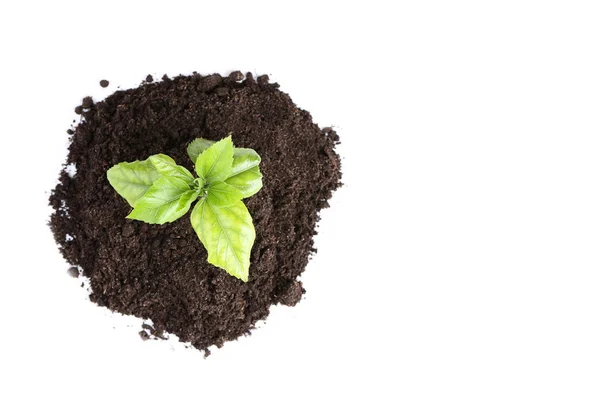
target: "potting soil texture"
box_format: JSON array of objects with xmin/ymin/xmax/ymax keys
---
[{"xmin": 49, "ymin": 72, "xmax": 341, "ymax": 353}]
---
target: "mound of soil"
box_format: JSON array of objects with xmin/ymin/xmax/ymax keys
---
[{"xmin": 49, "ymin": 72, "xmax": 341, "ymax": 354}]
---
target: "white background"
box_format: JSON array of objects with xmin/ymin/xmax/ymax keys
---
[{"xmin": 1, "ymin": 1, "xmax": 600, "ymax": 399}]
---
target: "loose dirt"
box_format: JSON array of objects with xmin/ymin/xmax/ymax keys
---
[{"xmin": 49, "ymin": 72, "xmax": 341, "ymax": 354}]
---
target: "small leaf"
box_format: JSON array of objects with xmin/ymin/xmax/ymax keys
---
[
  {"xmin": 188, "ymin": 138, "xmax": 260, "ymax": 169},
  {"xmin": 107, "ymin": 160, "xmax": 161, "ymax": 207},
  {"xmin": 193, "ymin": 177, "xmax": 206, "ymax": 190},
  {"xmin": 190, "ymin": 198, "xmax": 255, "ymax": 281},
  {"xmin": 187, "ymin": 138, "xmax": 215, "ymax": 164},
  {"xmin": 195, "ymin": 136, "xmax": 234, "ymax": 182},
  {"xmin": 226, "ymin": 167, "xmax": 263, "ymax": 198},
  {"xmin": 207, "ymin": 181, "xmax": 244, "ymax": 207},
  {"xmin": 127, "ymin": 176, "xmax": 198, "ymax": 224},
  {"xmin": 225, "ymin": 148, "xmax": 263, "ymax": 197},
  {"xmin": 230, "ymin": 148, "xmax": 261, "ymax": 175},
  {"xmin": 148, "ymin": 154, "xmax": 194, "ymax": 184},
  {"xmin": 188, "ymin": 139, "xmax": 263, "ymax": 197}
]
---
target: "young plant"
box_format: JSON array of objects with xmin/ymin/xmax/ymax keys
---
[{"xmin": 106, "ymin": 136, "xmax": 262, "ymax": 282}]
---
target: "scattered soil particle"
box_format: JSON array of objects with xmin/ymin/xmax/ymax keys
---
[
  {"xmin": 145, "ymin": 74, "xmax": 154, "ymax": 83},
  {"xmin": 257, "ymin": 74, "xmax": 270, "ymax": 85},
  {"xmin": 277, "ymin": 281, "xmax": 305, "ymax": 306},
  {"xmin": 49, "ymin": 71, "xmax": 342, "ymax": 353},
  {"xmin": 228, "ymin": 71, "xmax": 244, "ymax": 81},
  {"xmin": 99, "ymin": 79, "xmax": 109, "ymax": 88},
  {"xmin": 67, "ymin": 267, "xmax": 79, "ymax": 278},
  {"xmin": 82, "ymin": 96, "xmax": 93, "ymax": 109}
]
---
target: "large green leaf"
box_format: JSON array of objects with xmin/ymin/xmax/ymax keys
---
[
  {"xmin": 207, "ymin": 181, "xmax": 244, "ymax": 207},
  {"xmin": 106, "ymin": 160, "xmax": 161, "ymax": 207},
  {"xmin": 190, "ymin": 198, "xmax": 255, "ymax": 281},
  {"xmin": 194, "ymin": 136, "xmax": 234, "ymax": 183},
  {"xmin": 148, "ymin": 154, "xmax": 194, "ymax": 185},
  {"xmin": 127, "ymin": 176, "xmax": 198, "ymax": 224}
]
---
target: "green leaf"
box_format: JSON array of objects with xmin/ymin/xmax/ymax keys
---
[
  {"xmin": 148, "ymin": 154, "xmax": 194, "ymax": 184},
  {"xmin": 188, "ymin": 139, "xmax": 263, "ymax": 197},
  {"xmin": 225, "ymin": 148, "xmax": 263, "ymax": 197},
  {"xmin": 107, "ymin": 160, "xmax": 161, "ymax": 207},
  {"xmin": 192, "ymin": 177, "xmax": 206, "ymax": 190},
  {"xmin": 225, "ymin": 166, "xmax": 262, "ymax": 197},
  {"xmin": 195, "ymin": 136, "xmax": 234, "ymax": 183},
  {"xmin": 230, "ymin": 148, "xmax": 261, "ymax": 174},
  {"xmin": 127, "ymin": 176, "xmax": 198, "ymax": 224},
  {"xmin": 188, "ymin": 138, "xmax": 260, "ymax": 169},
  {"xmin": 187, "ymin": 138, "xmax": 215, "ymax": 164},
  {"xmin": 207, "ymin": 181, "xmax": 244, "ymax": 207},
  {"xmin": 190, "ymin": 198, "xmax": 255, "ymax": 281}
]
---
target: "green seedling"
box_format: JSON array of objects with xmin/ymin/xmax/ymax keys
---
[{"xmin": 107, "ymin": 136, "xmax": 262, "ymax": 281}]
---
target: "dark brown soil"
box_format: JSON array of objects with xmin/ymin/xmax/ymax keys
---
[{"xmin": 49, "ymin": 72, "xmax": 341, "ymax": 354}]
